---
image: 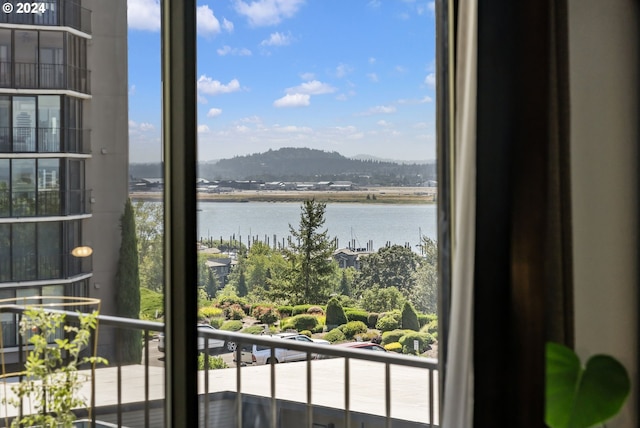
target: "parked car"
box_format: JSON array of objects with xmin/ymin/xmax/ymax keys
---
[
  {"xmin": 158, "ymin": 324, "xmax": 226, "ymax": 354},
  {"xmin": 334, "ymin": 341, "xmax": 387, "ymax": 352},
  {"xmin": 239, "ymin": 332, "xmax": 330, "ymax": 365}
]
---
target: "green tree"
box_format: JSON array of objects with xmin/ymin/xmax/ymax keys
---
[
  {"xmin": 356, "ymin": 245, "xmax": 421, "ymax": 297},
  {"xmin": 360, "ymin": 285, "xmax": 405, "ymax": 313},
  {"xmin": 326, "ymin": 296, "xmax": 348, "ymax": 328},
  {"xmin": 411, "ymin": 237, "xmax": 438, "ymax": 314},
  {"xmin": 237, "ymin": 270, "xmax": 248, "ymax": 297},
  {"xmin": 115, "ymin": 199, "xmax": 142, "ymax": 364},
  {"xmin": 134, "ymin": 201, "xmax": 164, "ymax": 292},
  {"xmin": 339, "ymin": 270, "xmax": 351, "ymax": 296},
  {"xmin": 282, "ymin": 200, "xmax": 337, "ymax": 304},
  {"xmin": 401, "ymin": 301, "xmax": 420, "ymax": 331}
]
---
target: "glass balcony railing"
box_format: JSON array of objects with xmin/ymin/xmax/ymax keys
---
[
  {"xmin": 0, "ymin": 61, "xmax": 91, "ymax": 94},
  {"xmin": 0, "ymin": 308, "xmax": 439, "ymax": 427},
  {"xmin": 0, "ymin": 252, "xmax": 92, "ymax": 283},
  {"xmin": 0, "ymin": 127, "xmax": 91, "ymax": 154},
  {"xmin": 0, "ymin": 189, "xmax": 92, "ymax": 218},
  {"xmin": 0, "ymin": 0, "xmax": 91, "ymax": 34}
]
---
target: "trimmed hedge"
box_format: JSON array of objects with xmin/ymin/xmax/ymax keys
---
[
  {"xmin": 280, "ymin": 314, "xmax": 319, "ymax": 331},
  {"xmin": 339, "ymin": 321, "xmax": 368, "ymax": 339},
  {"xmin": 345, "ymin": 309, "xmax": 369, "ymax": 324},
  {"xmin": 418, "ymin": 313, "xmax": 437, "ymax": 328},
  {"xmin": 384, "ymin": 342, "xmax": 402, "ymax": 353},
  {"xmin": 307, "ymin": 306, "xmax": 324, "ymax": 315},
  {"xmin": 381, "ymin": 329, "xmax": 413, "ymax": 345},
  {"xmin": 324, "ymin": 328, "xmax": 346, "ymax": 343},
  {"xmin": 198, "ymin": 354, "xmax": 228, "ymax": 370},
  {"xmin": 300, "ymin": 330, "xmax": 312, "ymax": 337},
  {"xmin": 292, "ymin": 305, "xmax": 313, "ymax": 316},
  {"xmin": 241, "ymin": 325, "xmax": 266, "ymax": 335},
  {"xmin": 220, "ymin": 320, "xmax": 243, "ymax": 331},
  {"xmin": 367, "ymin": 312, "xmax": 379, "ymax": 329},
  {"xmin": 224, "ymin": 304, "xmax": 246, "ymax": 320},
  {"xmin": 209, "ymin": 317, "xmax": 224, "ymax": 329},
  {"xmin": 376, "ymin": 315, "xmax": 399, "ymax": 332},
  {"xmin": 401, "ymin": 302, "xmax": 420, "ymax": 331},
  {"xmin": 198, "ymin": 306, "xmax": 224, "ymax": 319},
  {"xmin": 420, "ymin": 318, "xmax": 438, "ymax": 335},
  {"xmin": 399, "ymin": 332, "xmax": 434, "ymax": 354},
  {"xmin": 278, "ymin": 305, "xmax": 294, "ymax": 317}
]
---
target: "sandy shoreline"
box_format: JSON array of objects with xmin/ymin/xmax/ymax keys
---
[{"xmin": 130, "ymin": 187, "xmax": 437, "ymax": 204}]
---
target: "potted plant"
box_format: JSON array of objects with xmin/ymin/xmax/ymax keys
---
[
  {"xmin": 546, "ymin": 342, "xmax": 631, "ymax": 428},
  {"xmin": 3, "ymin": 306, "xmax": 107, "ymax": 428}
]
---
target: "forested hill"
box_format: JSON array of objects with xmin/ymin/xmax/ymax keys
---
[{"xmin": 130, "ymin": 147, "xmax": 436, "ymax": 186}]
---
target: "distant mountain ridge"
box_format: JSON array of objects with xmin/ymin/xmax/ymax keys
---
[{"xmin": 130, "ymin": 147, "xmax": 436, "ymax": 186}]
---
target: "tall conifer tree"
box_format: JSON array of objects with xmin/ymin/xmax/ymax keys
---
[{"xmin": 115, "ymin": 199, "xmax": 142, "ymax": 364}]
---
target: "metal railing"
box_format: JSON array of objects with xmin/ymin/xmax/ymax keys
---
[
  {"xmin": 0, "ymin": 62, "xmax": 90, "ymax": 94},
  {"xmin": 0, "ymin": 0, "xmax": 91, "ymax": 34},
  {"xmin": 0, "ymin": 308, "xmax": 439, "ymax": 428}
]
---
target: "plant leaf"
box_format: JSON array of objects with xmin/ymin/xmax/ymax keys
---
[{"xmin": 546, "ymin": 342, "xmax": 581, "ymax": 428}]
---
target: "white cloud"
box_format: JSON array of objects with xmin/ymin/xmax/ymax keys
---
[
  {"xmin": 234, "ymin": 0, "xmax": 305, "ymax": 26},
  {"xmin": 217, "ymin": 45, "xmax": 252, "ymax": 56},
  {"xmin": 260, "ymin": 32, "xmax": 293, "ymax": 46},
  {"xmin": 197, "ymin": 5, "xmax": 221, "ymax": 35},
  {"xmin": 198, "ymin": 125, "xmax": 210, "ymax": 133},
  {"xmin": 206, "ymin": 108, "xmax": 223, "ymax": 117},
  {"xmin": 336, "ymin": 63, "xmax": 353, "ymax": 78},
  {"xmin": 367, "ymin": 73, "xmax": 379, "ymax": 82},
  {"xmin": 273, "ymin": 125, "xmax": 313, "ymax": 133},
  {"xmin": 428, "ymin": 1, "xmax": 435, "ymax": 13},
  {"xmin": 285, "ymin": 80, "xmax": 335, "ymax": 95},
  {"xmin": 395, "ymin": 65, "xmax": 407, "ymax": 73},
  {"xmin": 222, "ymin": 18, "xmax": 235, "ymax": 32},
  {"xmin": 397, "ymin": 95, "xmax": 432, "ymax": 104},
  {"xmin": 368, "ymin": 57, "xmax": 376, "ymax": 64},
  {"xmin": 273, "ymin": 93, "xmax": 310, "ymax": 107},
  {"xmin": 367, "ymin": 0, "xmax": 381, "ymax": 8},
  {"xmin": 128, "ymin": 0, "xmax": 161, "ymax": 31},
  {"xmin": 129, "ymin": 120, "xmax": 155, "ymax": 131},
  {"xmin": 197, "ymin": 76, "xmax": 241, "ymax": 95},
  {"xmin": 377, "ymin": 120, "xmax": 392, "ymax": 127},
  {"xmin": 129, "ymin": 85, "xmax": 136, "ymax": 96},
  {"xmin": 300, "ymin": 72, "xmax": 315, "ymax": 80},
  {"xmin": 425, "ymin": 72, "xmax": 436, "ymax": 88},
  {"xmin": 360, "ymin": 105, "xmax": 397, "ymax": 116}
]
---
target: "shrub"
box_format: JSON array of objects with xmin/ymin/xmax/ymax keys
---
[
  {"xmin": 225, "ymin": 303, "xmax": 246, "ymax": 320},
  {"xmin": 292, "ymin": 305, "xmax": 313, "ymax": 316},
  {"xmin": 311, "ymin": 324, "xmax": 325, "ymax": 334},
  {"xmin": 339, "ymin": 321, "xmax": 368, "ymax": 339},
  {"xmin": 216, "ymin": 295, "xmax": 249, "ymax": 311},
  {"xmin": 220, "ymin": 320, "xmax": 243, "ymax": 331},
  {"xmin": 241, "ymin": 325, "xmax": 266, "ymax": 335},
  {"xmin": 376, "ymin": 315, "xmax": 399, "ymax": 332},
  {"xmin": 399, "ymin": 332, "xmax": 434, "ymax": 354},
  {"xmin": 326, "ymin": 297, "xmax": 348, "ymax": 329},
  {"xmin": 381, "ymin": 329, "xmax": 413, "ymax": 345},
  {"xmin": 251, "ymin": 305, "xmax": 280, "ymax": 325},
  {"xmin": 367, "ymin": 312, "xmax": 379, "ymax": 329},
  {"xmin": 420, "ymin": 318, "xmax": 438, "ymax": 335},
  {"xmin": 306, "ymin": 306, "xmax": 324, "ymax": 315},
  {"xmin": 345, "ymin": 309, "xmax": 369, "ymax": 324},
  {"xmin": 278, "ymin": 305, "xmax": 294, "ymax": 317},
  {"xmin": 300, "ymin": 330, "xmax": 312, "ymax": 338},
  {"xmin": 384, "ymin": 342, "xmax": 402, "ymax": 353},
  {"xmin": 324, "ymin": 328, "xmax": 346, "ymax": 343},
  {"xmin": 401, "ymin": 302, "xmax": 420, "ymax": 331},
  {"xmin": 198, "ymin": 353, "xmax": 228, "ymax": 370},
  {"xmin": 209, "ymin": 317, "xmax": 224, "ymax": 329},
  {"xmin": 199, "ymin": 306, "xmax": 224, "ymax": 319},
  {"xmin": 280, "ymin": 314, "xmax": 318, "ymax": 331},
  {"xmin": 418, "ymin": 313, "xmax": 437, "ymax": 328},
  {"xmin": 357, "ymin": 331, "xmax": 381, "ymax": 342}
]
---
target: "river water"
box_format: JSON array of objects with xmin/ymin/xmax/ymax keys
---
[{"xmin": 197, "ymin": 202, "xmax": 437, "ymax": 251}]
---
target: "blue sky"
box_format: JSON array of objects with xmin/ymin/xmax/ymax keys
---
[{"xmin": 127, "ymin": 0, "xmax": 436, "ymax": 163}]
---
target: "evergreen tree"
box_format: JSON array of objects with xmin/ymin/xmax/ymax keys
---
[
  {"xmin": 339, "ymin": 270, "xmax": 351, "ymax": 296},
  {"xmin": 283, "ymin": 200, "xmax": 337, "ymax": 304},
  {"xmin": 237, "ymin": 270, "xmax": 248, "ymax": 297},
  {"xmin": 401, "ymin": 301, "xmax": 420, "ymax": 331},
  {"xmin": 115, "ymin": 199, "xmax": 142, "ymax": 364},
  {"xmin": 326, "ymin": 296, "xmax": 348, "ymax": 328}
]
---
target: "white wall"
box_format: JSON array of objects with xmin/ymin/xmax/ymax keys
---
[{"xmin": 569, "ymin": 0, "xmax": 638, "ymax": 426}]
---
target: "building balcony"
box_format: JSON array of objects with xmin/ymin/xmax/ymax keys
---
[
  {"xmin": 0, "ymin": 251, "xmax": 91, "ymax": 283},
  {"xmin": 0, "ymin": 61, "xmax": 90, "ymax": 94},
  {"xmin": 0, "ymin": 0, "xmax": 91, "ymax": 34},
  {"xmin": 0, "ymin": 309, "xmax": 439, "ymax": 427},
  {"xmin": 0, "ymin": 189, "xmax": 92, "ymax": 218},
  {"xmin": 0, "ymin": 127, "xmax": 91, "ymax": 154}
]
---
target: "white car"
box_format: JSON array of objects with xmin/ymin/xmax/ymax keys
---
[
  {"xmin": 241, "ymin": 332, "xmax": 330, "ymax": 365},
  {"xmin": 158, "ymin": 324, "xmax": 226, "ymax": 354}
]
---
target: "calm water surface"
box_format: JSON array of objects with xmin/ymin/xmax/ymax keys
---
[{"xmin": 197, "ymin": 202, "xmax": 437, "ymax": 251}]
